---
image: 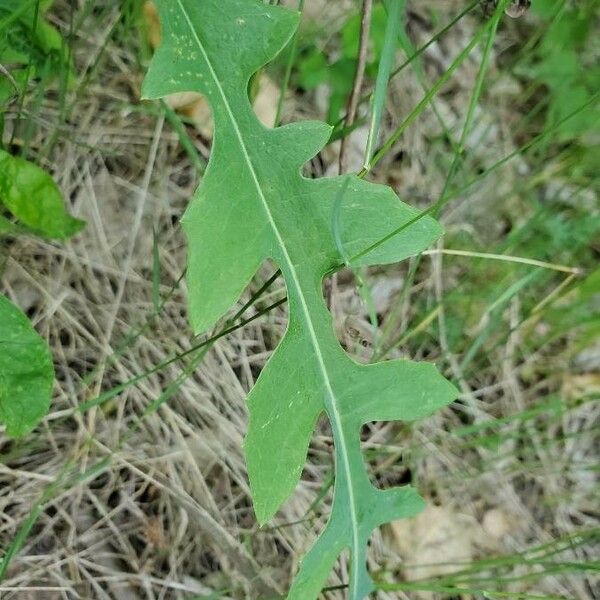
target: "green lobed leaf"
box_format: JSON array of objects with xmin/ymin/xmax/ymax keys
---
[
  {"xmin": 0, "ymin": 149, "xmax": 85, "ymax": 240},
  {"xmin": 142, "ymin": 1, "xmax": 458, "ymax": 598},
  {"xmin": 0, "ymin": 294, "xmax": 54, "ymax": 438}
]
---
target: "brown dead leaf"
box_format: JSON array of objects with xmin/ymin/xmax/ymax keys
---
[
  {"xmin": 386, "ymin": 505, "xmax": 475, "ymax": 584},
  {"xmin": 562, "ymin": 373, "xmax": 600, "ymax": 400},
  {"xmin": 143, "ymin": 515, "xmax": 167, "ymax": 549},
  {"xmin": 143, "ymin": 1, "xmax": 161, "ymax": 49}
]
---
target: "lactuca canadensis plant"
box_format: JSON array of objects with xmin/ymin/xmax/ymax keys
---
[{"xmin": 142, "ymin": 1, "xmax": 458, "ymax": 597}]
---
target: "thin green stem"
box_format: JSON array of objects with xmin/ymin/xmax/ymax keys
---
[
  {"xmin": 350, "ymin": 92, "xmax": 599, "ymax": 263},
  {"xmin": 363, "ymin": 0, "xmax": 403, "ymax": 168},
  {"xmin": 331, "ymin": 0, "xmax": 480, "ymax": 137},
  {"xmin": 437, "ymin": 0, "xmax": 506, "ymax": 207},
  {"xmin": 359, "ymin": 16, "xmax": 495, "ymax": 176},
  {"xmin": 274, "ymin": 0, "xmax": 305, "ymax": 127}
]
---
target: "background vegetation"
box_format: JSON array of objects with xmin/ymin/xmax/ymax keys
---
[{"xmin": 1, "ymin": 0, "xmax": 598, "ymax": 598}]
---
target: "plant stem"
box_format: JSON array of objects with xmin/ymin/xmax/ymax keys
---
[
  {"xmin": 363, "ymin": 0, "xmax": 403, "ymax": 169},
  {"xmin": 339, "ymin": 0, "xmax": 373, "ymax": 174}
]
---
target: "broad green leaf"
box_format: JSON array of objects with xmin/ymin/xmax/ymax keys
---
[
  {"xmin": 142, "ymin": 1, "xmax": 458, "ymax": 598},
  {"xmin": 0, "ymin": 149, "xmax": 85, "ymax": 240},
  {"xmin": 0, "ymin": 294, "xmax": 53, "ymax": 437}
]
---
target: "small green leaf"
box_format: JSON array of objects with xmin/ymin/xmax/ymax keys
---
[
  {"xmin": 0, "ymin": 294, "xmax": 54, "ymax": 438},
  {"xmin": 0, "ymin": 149, "xmax": 85, "ymax": 240},
  {"xmin": 0, "ymin": 0, "xmax": 75, "ymax": 101},
  {"xmin": 297, "ymin": 49, "xmax": 328, "ymax": 90},
  {"xmin": 0, "ymin": 213, "xmax": 19, "ymax": 235},
  {"xmin": 0, "ymin": 0, "xmax": 64, "ymax": 58}
]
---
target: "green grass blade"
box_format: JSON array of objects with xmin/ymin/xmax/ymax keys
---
[{"xmin": 363, "ymin": 0, "xmax": 403, "ymax": 169}]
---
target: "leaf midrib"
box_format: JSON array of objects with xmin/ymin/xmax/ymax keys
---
[{"xmin": 176, "ymin": 0, "xmax": 362, "ymax": 586}]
